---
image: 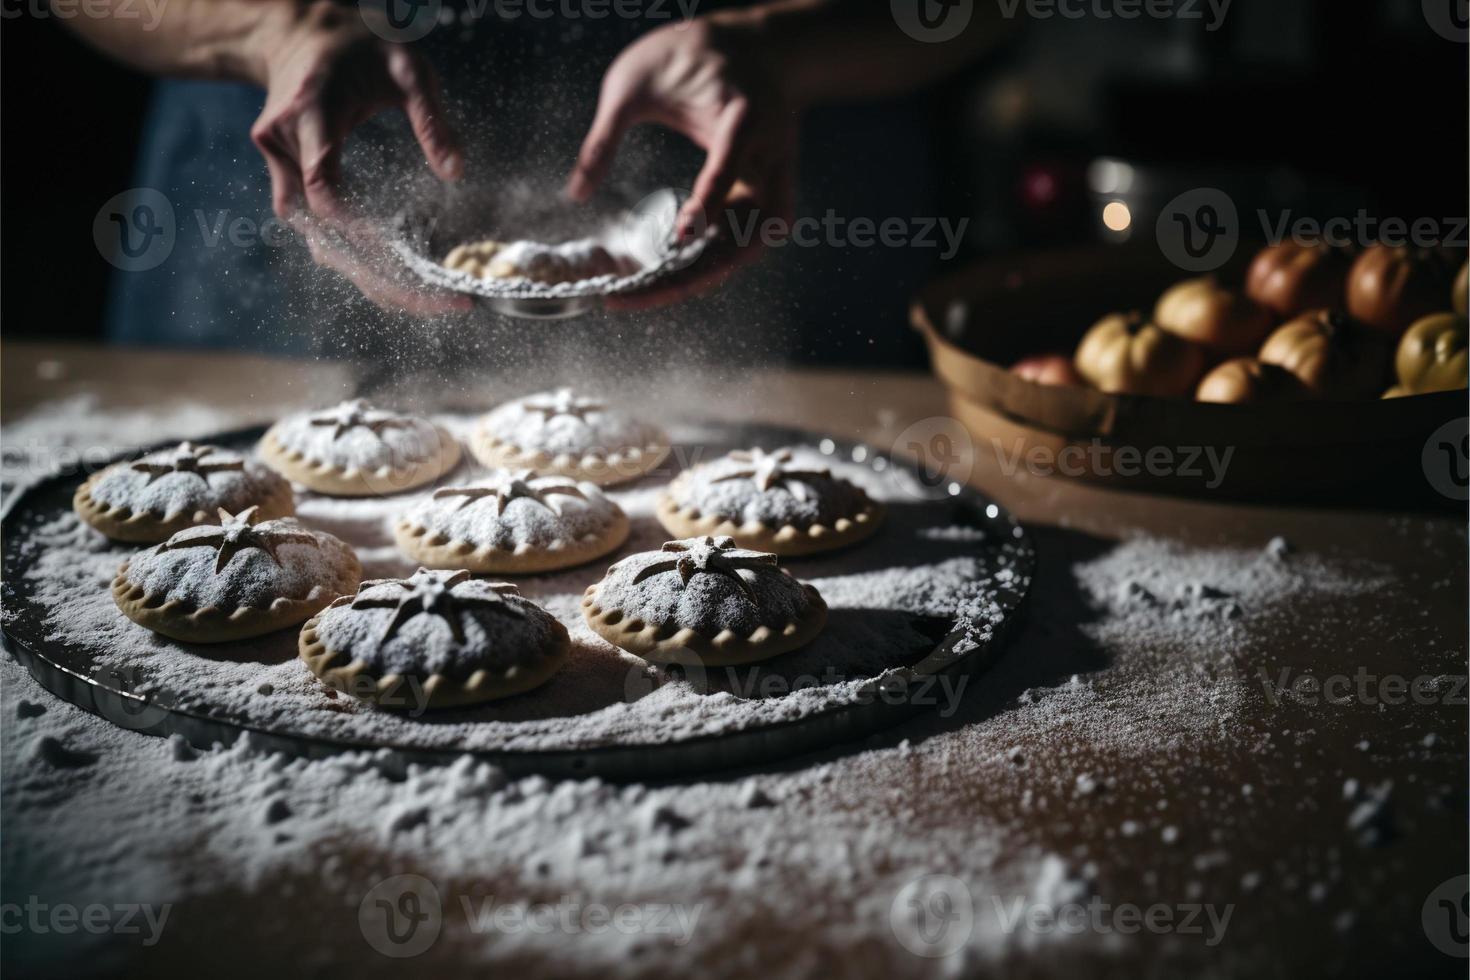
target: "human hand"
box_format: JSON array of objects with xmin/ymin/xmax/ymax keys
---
[
  {"xmin": 250, "ymin": 1, "xmax": 470, "ymax": 313},
  {"xmin": 567, "ymin": 18, "xmax": 797, "ymax": 302}
]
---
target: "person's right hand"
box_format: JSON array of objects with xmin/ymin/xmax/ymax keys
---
[
  {"xmin": 249, "ymin": 1, "xmax": 471, "ymax": 314},
  {"xmin": 566, "ymin": 18, "xmax": 799, "ymax": 307}
]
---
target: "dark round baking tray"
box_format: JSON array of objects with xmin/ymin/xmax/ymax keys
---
[{"xmin": 0, "ymin": 423, "xmax": 1035, "ymax": 780}]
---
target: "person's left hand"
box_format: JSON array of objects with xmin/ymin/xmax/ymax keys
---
[
  {"xmin": 250, "ymin": 1, "xmax": 471, "ymax": 315},
  {"xmin": 566, "ymin": 18, "xmax": 798, "ymax": 307}
]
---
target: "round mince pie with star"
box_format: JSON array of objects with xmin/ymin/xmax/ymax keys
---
[
  {"xmin": 299, "ymin": 568, "xmax": 570, "ymax": 708},
  {"xmin": 258, "ymin": 399, "xmax": 461, "ymax": 497},
  {"xmin": 394, "ymin": 468, "xmax": 629, "ymax": 574},
  {"xmin": 470, "ymin": 388, "xmax": 669, "ymax": 486},
  {"xmin": 657, "ymin": 447, "xmax": 884, "ymax": 556},
  {"xmin": 74, "ymin": 440, "xmax": 294, "ymax": 543},
  {"xmin": 582, "ymin": 536, "xmax": 827, "ymax": 666},
  {"xmin": 112, "ymin": 506, "xmax": 361, "ymax": 643}
]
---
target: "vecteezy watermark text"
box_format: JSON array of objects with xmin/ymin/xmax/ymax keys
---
[
  {"xmin": 1153, "ymin": 186, "xmax": 1468, "ymax": 272},
  {"xmin": 995, "ymin": 0, "xmax": 1231, "ymax": 31},
  {"xmin": 460, "ymin": 896, "xmax": 701, "ymax": 945},
  {"xmin": 1259, "ymin": 668, "xmax": 1468, "ymax": 708},
  {"xmin": 992, "ymin": 438, "xmax": 1234, "ymax": 489},
  {"xmin": 726, "ymin": 210, "xmax": 969, "ymax": 260},
  {"xmin": 360, "ymin": 0, "xmax": 699, "ymax": 44},
  {"xmin": 626, "ymin": 662, "xmax": 971, "ymax": 718},
  {"xmin": 1, "ymin": 898, "xmax": 171, "ymax": 946},
  {"xmin": 1259, "ymin": 210, "xmax": 1469, "ymax": 251},
  {"xmin": 987, "ymin": 895, "xmax": 1233, "ymax": 946},
  {"xmin": 1, "ymin": 0, "xmax": 168, "ymax": 30},
  {"xmin": 888, "ymin": 873, "xmax": 1233, "ymax": 958},
  {"xmin": 359, "ymin": 874, "xmax": 702, "ymax": 958}
]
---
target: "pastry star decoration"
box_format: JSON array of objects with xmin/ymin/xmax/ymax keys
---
[
  {"xmin": 522, "ymin": 388, "xmax": 603, "ymax": 423},
  {"xmin": 130, "ymin": 442, "xmax": 244, "ymax": 484},
  {"xmin": 710, "ymin": 448, "xmax": 830, "ymax": 503},
  {"xmin": 157, "ymin": 506, "xmax": 318, "ymax": 574},
  {"xmin": 308, "ymin": 399, "xmax": 412, "ymax": 441},
  {"xmin": 351, "ymin": 568, "xmax": 525, "ymax": 646},
  {"xmin": 630, "ymin": 536, "xmax": 779, "ymax": 603},
  {"xmin": 433, "ymin": 469, "xmax": 586, "ymax": 515}
]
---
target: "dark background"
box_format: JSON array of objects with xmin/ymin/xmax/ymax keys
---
[{"xmin": 2, "ymin": 0, "xmax": 1466, "ymax": 362}]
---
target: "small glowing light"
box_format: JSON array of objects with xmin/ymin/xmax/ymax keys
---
[
  {"xmin": 818, "ymin": 439, "xmax": 836, "ymax": 455},
  {"xmin": 1102, "ymin": 201, "xmax": 1131, "ymax": 232},
  {"xmin": 986, "ymin": 504, "xmax": 1000, "ymax": 519},
  {"xmin": 851, "ymin": 446, "xmax": 868, "ymax": 463},
  {"xmin": 1087, "ymin": 158, "xmax": 1135, "ymax": 195},
  {"xmin": 947, "ymin": 482, "xmax": 962, "ymax": 496},
  {"xmin": 872, "ymin": 457, "xmax": 888, "ymax": 472}
]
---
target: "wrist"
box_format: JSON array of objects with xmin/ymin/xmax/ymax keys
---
[
  {"xmin": 232, "ymin": 0, "xmax": 320, "ymax": 86},
  {"xmin": 707, "ymin": 0, "xmax": 828, "ymax": 112},
  {"xmin": 705, "ymin": 9, "xmax": 805, "ymax": 113}
]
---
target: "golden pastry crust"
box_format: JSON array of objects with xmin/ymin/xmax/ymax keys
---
[
  {"xmin": 469, "ymin": 389, "xmax": 670, "ymax": 487},
  {"xmin": 76, "ymin": 470, "xmax": 294, "ymax": 544},
  {"xmin": 257, "ymin": 423, "xmax": 461, "ymax": 497},
  {"xmin": 581, "ymin": 580, "xmax": 827, "ymax": 667},
  {"xmin": 394, "ymin": 510, "xmax": 629, "ymax": 574},
  {"xmin": 655, "ymin": 484, "xmax": 884, "ymax": 557},
  {"xmin": 111, "ymin": 551, "xmax": 361, "ymax": 644},
  {"xmin": 393, "ymin": 470, "xmax": 631, "ymax": 574},
  {"xmin": 299, "ymin": 599, "xmax": 569, "ymax": 709},
  {"xmin": 468, "ymin": 429, "xmax": 668, "ymax": 487},
  {"xmin": 654, "ymin": 448, "xmax": 886, "ymax": 556}
]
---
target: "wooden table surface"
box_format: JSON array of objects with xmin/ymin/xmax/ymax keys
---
[{"xmin": 2, "ymin": 340, "xmax": 1465, "ymax": 977}]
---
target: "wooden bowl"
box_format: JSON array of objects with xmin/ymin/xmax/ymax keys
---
[{"xmin": 911, "ymin": 247, "xmax": 1463, "ymax": 505}]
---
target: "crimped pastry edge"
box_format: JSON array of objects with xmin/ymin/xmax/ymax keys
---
[
  {"xmin": 257, "ymin": 424, "xmax": 462, "ymax": 497},
  {"xmin": 298, "ymin": 596, "xmax": 570, "ymax": 709},
  {"xmin": 654, "ymin": 472, "xmax": 885, "ymax": 557},
  {"xmin": 467, "ymin": 422, "xmax": 670, "ymax": 487},
  {"xmin": 393, "ymin": 509, "xmax": 630, "ymax": 573},
  {"xmin": 111, "ymin": 551, "xmax": 361, "ymax": 643},
  {"xmin": 580, "ymin": 579, "xmax": 828, "ymax": 667},
  {"xmin": 74, "ymin": 467, "xmax": 296, "ymax": 544}
]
